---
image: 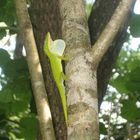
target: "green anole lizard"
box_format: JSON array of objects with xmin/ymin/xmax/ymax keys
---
[{"xmin": 44, "ymin": 33, "xmax": 68, "ymax": 124}]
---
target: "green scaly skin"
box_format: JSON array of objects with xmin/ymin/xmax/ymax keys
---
[{"xmin": 44, "ymin": 33, "xmax": 67, "ymax": 125}]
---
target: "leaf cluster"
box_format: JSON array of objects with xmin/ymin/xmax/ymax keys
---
[
  {"xmin": 0, "ymin": 49, "xmax": 37, "ymax": 139},
  {"xmin": 0, "ymin": 0, "xmax": 17, "ymax": 39},
  {"xmin": 100, "ymin": 47, "xmax": 140, "ymax": 139}
]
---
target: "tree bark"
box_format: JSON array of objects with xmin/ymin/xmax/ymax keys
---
[
  {"xmin": 29, "ymin": 0, "xmax": 136, "ymax": 139},
  {"xmin": 30, "ymin": 0, "xmax": 67, "ymax": 139},
  {"xmin": 88, "ymin": 0, "xmax": 136, "ymax": 106},
  {"xmin": 58, "ymin": 0, "xmax": 98, "ymax": 139},
  {"xmin": 14, "ymin": 33, "xmax": 23, "ymax": 58},
  {"xmin": 14, "ymin": 0, "xmax": 55, "ymax": 139},
  {"xmin": 59, "ymin": 0, "xmax": 135, "ymax": 139}
]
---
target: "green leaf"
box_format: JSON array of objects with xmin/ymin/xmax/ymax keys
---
[
  {"xmin": 126, "ymin": 82, "xmax": 140, "ymax": 94},
  {"xmin": 0, "ymin": 0, "xmax": 7, "ymax": 8},
  {"xmin": 0, "ymin": 0, "xmax": 16, "ymax": 26},
  {"xmin": 3, "ymin": 57, "xmax": 29, "ymax": 79},
  {"xmin": 129, "ymin": 14, "xmax": 140, "ymax": 37},
  {"xmin": 121, "ymin": 100, "xmax": 140, "ymax": 121},
  {"xmin": 0, "ymin": 88, "xmax": 13, "ymax": 103},
  {"xmin": 12, "ymin": 78, "xmax": 32, "ymax": 103},
  {"xmin": 0, "ymin": 49, "xmax": 11, "ymax": 68},
  {"xmin": 111, "ymin": 75, "xmax": 129, "ymax": 94},
  {"xmin": 99, "ymin": 122, "xmax": 107, "ymax": 135},
  {"xmin": 128, "ymin": 67, "xmax": 140, "ymax": 82},
  {"xmin": 19, "ymin": 116, "xmax": 37, "ymax": 140},
  {"xmin": 0, "ymin": 137, "xmax": 9, "ymax": 140},
  {"xmin": 7, "ymin": 101, "xmax": 29, "ymax": 116},
  {"xmin": 0, "ymin": 103, "xmax": 9, "ymax": 113},
  {"xmin": 0, "ymin": 78, "xmax": 31, "ymax": 105},
  {"xmin": 0, "ymin": 28, "xmax": 7, "ymax": 39},
  {"xmin": 127, "ymin": 59, "xmax": 140, "ymax": 71},
  {"xmin": 0, "ymin": 112, "xmax": 5, "ymax": 120},
  {"xmin": 125, "ymin": 67, "xmax": 140, "ymax": 94},
  {"xmin": 0, "ymin": 100, "xmax": 29, "ymax": 116}
]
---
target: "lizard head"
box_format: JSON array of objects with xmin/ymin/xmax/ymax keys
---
[
  {"xmin": 44, "ymin": 32, "xmax": 53, "ymax": 56},
  {"xmin": 44, "ymin": 32, "xmax": 66, "ymax": 57}
]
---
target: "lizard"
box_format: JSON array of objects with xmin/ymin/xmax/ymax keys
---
[{"xmin": 44, "ymin": 32, "xmax": 68, "ymax": 124}]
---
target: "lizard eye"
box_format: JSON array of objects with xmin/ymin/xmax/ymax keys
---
[{"xmin": 50, "ymin": 39, "xmax": 66, "ymax": 55}]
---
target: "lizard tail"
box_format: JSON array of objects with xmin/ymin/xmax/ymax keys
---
[{"xmin": 58, "ymin": 84, "xmax": 68, "ymax": 124}]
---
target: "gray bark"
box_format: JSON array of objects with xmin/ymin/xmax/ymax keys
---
[{"xmin": 59, "ymin": 0, "xmax": 135, "ymax": 139}]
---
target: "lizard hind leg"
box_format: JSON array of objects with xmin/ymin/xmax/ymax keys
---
[
  {"xmin": 58, "ymin": 55, "xmax": 71, "ymax": 61},
  {"xmin": 60, "ymin": 72, "xmax": 68, "ymax": 81}
]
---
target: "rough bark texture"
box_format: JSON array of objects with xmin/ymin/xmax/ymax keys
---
[
  {"xmin": 59, "ymin": 0, "xmax": 136, "ymax": 139},
  {"xmin": 58, "ymin": 0, "xmax": 99, "ymax": 139},
  {"xmin": 30, "ymin": 0, "xmax": 67, "ymax": 139},
  {"xmin": 90, "ymin": 0, "xmax": 136, "ymax": 64},
  {"xmin": 14, "ymin": 0, "xmax": 55, "ymax": 139},
  {"xmin": 29, "ymin": 0, "xmax": 136, "ymax": 139},
  {"xmin": 88, "ymin": 0, "xmax": 136, "ymax": 106}
]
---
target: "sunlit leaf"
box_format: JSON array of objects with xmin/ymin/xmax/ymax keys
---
[
  {"xmin": 125, "ymin": 67, "xmax": 140, "ymax": 94},
  {"xmin": 7, "ymin": 101, "xmax": 29, "ymax": 116},
  {"xmin": 111, "ymin": 75, "xmax": 129, "ymax": 94},
  {"xmin": 121, "ymin": 100, "xmax": 140, "ymax": 121}
]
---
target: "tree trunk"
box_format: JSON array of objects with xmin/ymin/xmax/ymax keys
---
[
  {"xmin": 29, "ymin": 0, "xmax": 136, "ymax": 139},
  {"xmin": 58, "ymin": 0, "xmax": 99, "ymax": 139},
  {"xmin": 30, "ymin": 0, "xmax": 67, "ymax": 139}
]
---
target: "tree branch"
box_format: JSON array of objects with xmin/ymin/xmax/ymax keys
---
[
  {"xmin": 88, "ymin": 0, "xmax": 136, "ymax": 107},
  {"xmin": 58, "ymin": 0, "xmax": 100, "ymax": 139},
  {"xmin": 0, "ymin": 26, "xmax": 18, "ymax": 32},
  {"xmin": 14, "ymin": 0, "xmax": 56, "ymax": 139},
  {"xmin": 91, "ymin": 0, "xmax": 134, "ymax": 66}
]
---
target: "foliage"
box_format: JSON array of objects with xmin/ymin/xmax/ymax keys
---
[
  {"xmin": 0, "ymin": 0, "xmax": 16, "ymax": 39},
  {"xmin": 0, "ymin": 49, "xmax": 37, "ymax": 139},
  {"xmin": 100, "ymin": 46, "xmax": 140, "ymax": 139},
  {"xmin": 129, "ymin": 14, "xmax": 140, "ymax": 37},
  {"xmin": 99, "ymin": 12, "xmax": 140, "ymax": 139},
  {"xmin": 0, "ymin": 0, "xmax": 16, "ymax": 26}
]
